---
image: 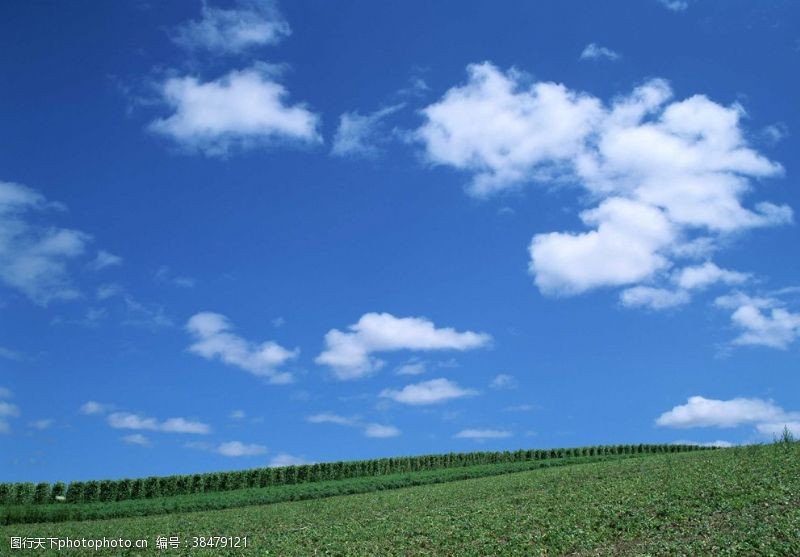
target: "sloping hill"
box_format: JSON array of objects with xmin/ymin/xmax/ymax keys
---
[{"xmin": 2, "ymin": 443, "xmax": 798, "ymax": 556}]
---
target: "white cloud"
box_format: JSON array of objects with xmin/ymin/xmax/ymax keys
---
[
  {"xmin": 29, "ymin": 419, "xmax": 54, "ymax": 430},
  {"xmin": 230, "ymin": 409, "xmax": 246, "ymax": 420},
  {"xmin": 216, "ymin": 441, "xmax": 267, "ymax": 457},
  {"xmin": 364, "ymin": 423, "xmax": 401, "ymax": 438},
  {"xmin": 155, "ymin": 266, "xmax": 195, "ymax": 288},
  {"xmin": 489, "ymin": 374, "xmax": 517, "ymax": 390},
  {"xmin": 755, "ymin": 422, "xmax": 800, "ymax": 438},
  {"xmin": 307, "ymin": 413, "xmax": 400, "ymax": 438},
  {"xmin": 316, "ymin": 312, "xmax": 491, "ymax": 380},
  {"xmin": 531, "ymin": 198, "xmax": 676, "ymax": 295},
  {"xmin": 416, "ymin": 64, "xmax": 790, "ymax": 325},
  {"xmin": 0, "ymin": 401, "xmax": 20, "ymax": 417},
  {"xmin": 675, "ymin": 263, "xmax": 748, "ymax": 290},
  {"xmin": 395, "ymin": 359, "xmax": 427, "ymax": 376},
  {"xmin": 416, "ymin": 62, "xmax": 602, "ymax": 197},
  {"xmin": 331, "ymin": 104, "xmax": 404, "ymax": 158},
  {"xmin": 0, "ymin": 399, "xmax": 20, "ymax": 434},
  {"xmin": 620, "ymin": 263, "xmax": 747, "ymax": 311},
  {"xmin": 580, "ymin": 43, "xmax": 620, "ymax": 61},
  {"xmin": 150, "ymin": 64, "xmax": 320, "ymax": 156},
  {"xmin": 658, "ymin": 0, "xmax": 689, "ymax": 11},
  {"xmin": 80, "ymin": 401, "xmax": 110, "ymax": 415},
  {"xmin": 96, "ymin": 283, "xmax": 124, "ymax": 300},
  {"xmin": 0, "ymin": 387, "xmax": 11, "ymax": 398},
  {"xmin": 122, "ymin": 433, "xmax": 152, "ymax": 447},
  {"xmin": 655, "ymin": 396, "xmax": 793, "ymax": 428},
  {"xmin": 161, "ymin": 417, "xmax": 212, "ymax": 434},
  {"xmin": 173, "ymin": 0, "xmax": 290, "ymax": 54},
  {"xmin": 620, "ymin": 286, "xmax": 690, "ymax": 310},
  {"xmin": 674, "ymin": 439, "xmax": 734, "ymax": 448},
  {"xmin": 187, "ymin": 312, "xmax": 297, "ymax": 383},
  {"xmin": 715, "ymin": 293, "xmax": 800, "ymax": 349},
  {"xmin": 269, "ymin": 453, "xmax": 308, "ymax": 467},
  {"xmin": 107, "ymin": 412, "xmax": 210, "ymax": 434},
  {"xmin": 761, "ymin": 123, "xmax": 788, "ymax": 146},
  {"xmin": 380, "ymin": 378, "xmax": 477, "ymax": 405},
  {"xmin": 306, "ymin": 413, "xmax": 356, "ymax": 426},
  {"xmin": 88, "ymin": 250, "xmax": 122, "ymax": 271},
  {"xmin": 0, "ymin": 181, "xmax": 92, "ymax": 305},
  {"xmin": 454, "ymin": 428, "xmax": 512, "ymax": 440}
]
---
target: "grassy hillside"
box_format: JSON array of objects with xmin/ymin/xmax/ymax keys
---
[{"xmin": 2, "ymin": 443, "xmax": 798, "ymax": 556}]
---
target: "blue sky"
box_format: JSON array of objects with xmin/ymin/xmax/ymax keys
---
[{"xmin": 1, "ymin": 0, "xmax": 799, "ymax": 482}]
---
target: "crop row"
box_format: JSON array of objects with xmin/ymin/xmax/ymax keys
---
[
  {"xmin": 0, "ymin": 443, "xmax": 709, "ymax": 505},
  {"xmin": 2, "ymin": 453, "xmax": 644, "ymax": 525}
]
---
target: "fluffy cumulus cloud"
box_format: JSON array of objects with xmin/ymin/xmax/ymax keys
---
[
  {"xmin": 216, "ymin": 441, "xmax": 267, "ymax": 457},
  {"xmin": 580, "ymin": 43, "xmax": 620, "ymax": 61},
  {"xmin": 531, "ymin": 198, "xmax": 677, "ymax": 295},
  {"xmin": 380, "ymin": 378, "xmax": 477, "ymax": 405},
  {"xmin": 0, "ymin": 181, "xmax": 95, "ymax": 305},
  {"xmin": 656, "ymin": 396, "xmax": 800, "ymax": 438},
  {"xmin": 315, "ymin": 312, "xmax": 491, "ymax": 380},
  {"xmin": 675, "ymin": 263, "xmax": 749, "ymax": 291},
  {"xmin": 173, "ymin": 0, "xmax": 290, "ymax": 54},
  {"xmin": 417, "ymin": 63, "xmax": 602, "ymax": 197},
  {"xmin": 149, "ymin": 64, "xmax": 320, "ymax": 156},
  {"xmin": 107, "ymin": 412, "xmax": 211, "ymax": 434},
  {"xmin": 331, "ymin": 104, "xmax": 404, "ymax": 158},
  {"xmin": 186, "ymin": 312, "xmax": 298, "ymax": 383},
  {"xmin": 417, "ymin": 63, "xmax": 793, "ymax": 344},
  {"xmin": 715, "ymin": 293, "xmax": 800, "ymax": 349},
  {"xmin": 454, "ymin": 428, "xmax": 512, "ymax": 440}
]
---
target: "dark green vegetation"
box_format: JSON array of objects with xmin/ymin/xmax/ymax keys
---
[
  {"xmin": 0, "ymin": 443, "xmax": 702, "ymax": 507},
  {"xmin": 2, "ymin": 454, "xmax": 633, "ymax": 525},
  {"xmin": 1, "ymin": 443, "xmax": 797, "ymax": 555},
  {"xmin": 2, "ymin": 443, "xmax": 799, "ymax": 555}
]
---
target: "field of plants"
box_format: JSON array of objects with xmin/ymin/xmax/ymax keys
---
[
  {"xmin": 0, "ymin": 443, "xmax": 700, "ymax": 508},
  {"xmin": 2, "ymin": 442, "xmax": 798, "ymax": 555}
]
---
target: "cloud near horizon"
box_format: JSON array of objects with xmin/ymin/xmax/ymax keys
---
[{"xmin": 656, "ymin": 395, "xmax": 800, "ymax": 438}]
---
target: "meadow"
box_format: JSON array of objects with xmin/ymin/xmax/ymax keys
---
[{"xmin": 1, "ymin": 442, "xmax": 798, "ymax": 555}]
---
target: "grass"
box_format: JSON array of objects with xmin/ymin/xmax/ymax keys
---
[
  {"xmin": 1, "ymin": 453, "xmax": 631, "ymax": 525},
  {"xmin": 2, "ymin": 443, "xmax": 798, "ymax": 555}
]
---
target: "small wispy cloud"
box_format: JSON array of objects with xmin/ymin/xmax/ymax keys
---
[{"xmin": 579, "ymin": 43, "xmax": 620, "ymax": 61}]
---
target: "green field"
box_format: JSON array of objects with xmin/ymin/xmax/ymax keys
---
[{"xmin": 2, "ymin": 443, "xmax": 798, "ymax": 556}]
